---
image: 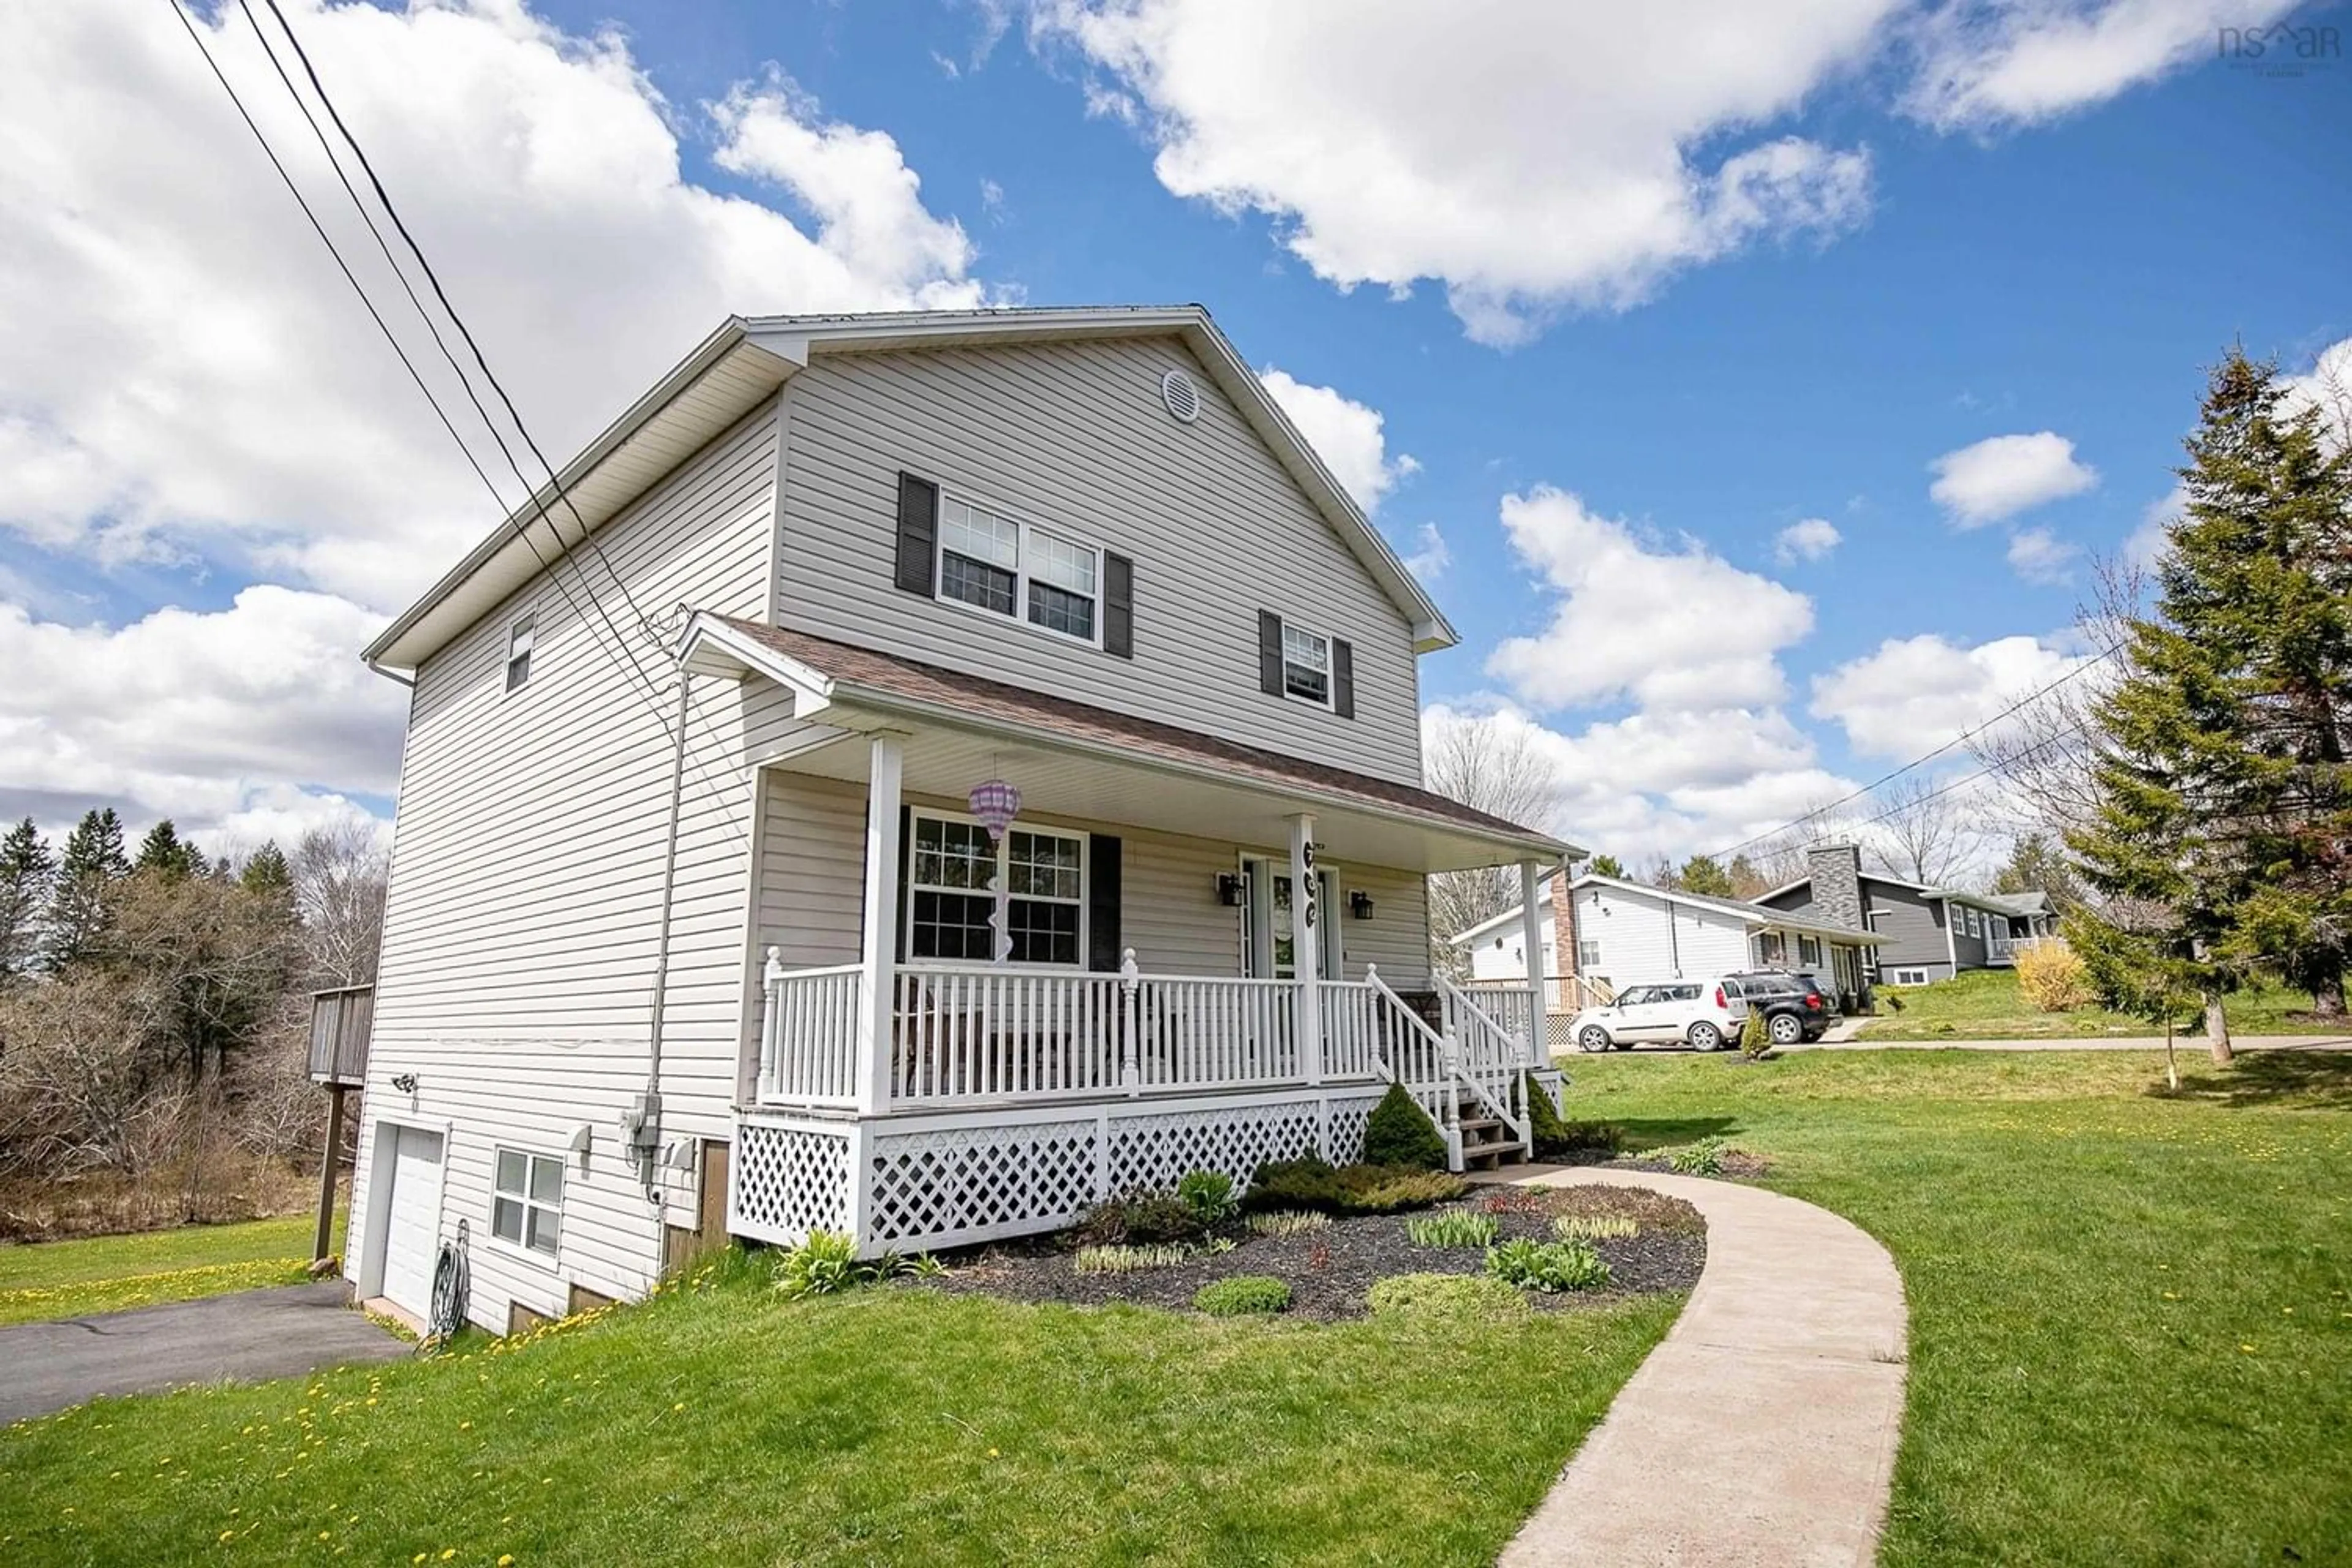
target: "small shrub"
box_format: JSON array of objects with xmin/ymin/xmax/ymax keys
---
[
  {"xmin": 1664, "ymin": 1137, "xmax": 1726, "ymax": 1176},
  {"xmin": 1485, "ymin": 1237, "xmax": 1612, "ymax": 1293},
  {"xmin": 1073, "ymin": 1243, "xmax": 1192, "ymax": 1275},
  {"xmin": 1245, "ymin": 1156, "xmax": 1343, "ymax": 1213},
  {"xmin": 1366, "ymin": 1272, "xmax": 1531, "ymax": 1322},
  {"xmin": 1193, "ymin": 1275, "xmax": 1292, "ymax": 1316},
  {"xmin": 2016, "ymin": 941, "xmax": 2095, "ymax": 1012},
  {"xmin": 1079, "ymin": 1188, "xmax": 1205, "ymax": 1246},
  {"xmin": 1558, "ymin": 1119, "xmax": 1626, "ymax": 1154},
  {"xmin": 1175, "ymin": 1169, "xmax": 1238, "ymax": 1227},
  {"xmin": 1362, "ymin": 1082, "xmax": 1449, "ymax": 1170},
  {"xmin": 1554, "ymin": 1214, "xmax": 1638, "ymax": 1242},
  {"xmin": 775, "ymin": 1231, "xmax": 867, "ymax": 1299},
  {"xmin": 1404, "ymin": 1210, "xmax": 1500, "ymax": 1248},
  {"xmin": 1245, "ymin": 1209, "xmax": 1330, "ymax": 1238},
  {"xmin": 1476, "ymin": 1186, "xmax": 1553, "ymax": 1215},
  {"xmin": 1738, "ymin": 1008, "xmax": 1772, "ymax": 1059}
]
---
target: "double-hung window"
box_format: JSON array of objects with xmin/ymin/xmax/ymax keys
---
[
  {"xmin": 505, "ymin": 613, "xmax": 535, "ymax": 693},
  {"xmin": 491, "ymin": 1148, "xmax": 562, "ymax": 1256},
  {"xmin": 907, "ymin": 813, "xmax": 1086, "ymax": 966},
  {"xmin": 1578, "ymin": 938, "xmax": 1603, "ymax": 970},
  {"xmin": 1281, "ymin": 624, "xmax": 1331, "ymax": 706},
  {"xmin": 937, "ymin": 497, "xmax": 1100, "ymax": 645}
]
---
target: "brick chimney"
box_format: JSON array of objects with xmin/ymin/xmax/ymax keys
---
[
  {"xmin": 1549, "ymin": 864, "xmax": 1580, "ymax": 1009},
  {"xmin": 1807, "ymin": 841, "xmax": 1865, "ymax": 931}
]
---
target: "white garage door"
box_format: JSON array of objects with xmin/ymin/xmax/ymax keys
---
[{"xmin": 380, "ymin": 1126, "xmax": 444, "ymax": 1318}]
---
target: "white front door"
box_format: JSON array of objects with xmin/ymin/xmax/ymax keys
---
[{"xmin": 379, "ymin": 1126, "xmax": 445, "ymax": 1318}]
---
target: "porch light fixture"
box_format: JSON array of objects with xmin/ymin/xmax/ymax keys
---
[
  {"xmin": 967, "ymin": 777, "xmax": 1022, "ymax": 842},
  {"xmin": 1348, "ymin": 890, "xmax": 1375, "ymax": 921},
  {"xmin": 1215, "ymin": 872, "xmax": 1245, "ymax": 907}
]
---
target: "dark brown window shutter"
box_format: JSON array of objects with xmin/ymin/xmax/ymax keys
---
[
  {"xmin": 1257, "ymin": 610, "xmax": 1284, "ymax": 696},
  {"xmin": 1332, "ymin": 638, "xmax": 1355, "ymax": 719},
  {"xmin": 1104, "ymin": 552, "xmax": 1134, "ymax": 658},
  {"xmin": 1088, "ymin": 834, "xmax": 1122, "ymax": 971},
  {"xmin": 894, "ymin": 472, "xmax": 938, "ymax": 597}
]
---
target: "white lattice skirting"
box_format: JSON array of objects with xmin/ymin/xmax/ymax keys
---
[{"xmin": 732, "ymin": 1088, "xmax": 1389, "ymax": 1256}]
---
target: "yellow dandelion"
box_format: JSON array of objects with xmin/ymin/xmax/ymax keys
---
[
  {"xmin": 219, "ymin": 1530, "xmax": 235, "ymax": 1542},
  {"xmin": 499, "ymin": 1558, "xmax": 516, "ymax": 1567},
  {"xmin": 441, "ymin": 1551, "xmax": 457, "ymax": 1562}
]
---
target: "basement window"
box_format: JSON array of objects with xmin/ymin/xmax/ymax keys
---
[{"xmin": 492, "ymin": 1148, "xmax": 563, "ymax": 1257}]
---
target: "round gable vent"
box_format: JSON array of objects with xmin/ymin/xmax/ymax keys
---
[{"xmin": 1159, "ymin": 368, "xmax": 1202, "ymax": 426}]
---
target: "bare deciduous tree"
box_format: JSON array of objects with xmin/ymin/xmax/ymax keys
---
[
  {"xmin": 292, "ymin": 824, "xmax": 389, "ymax": 987},
  {"xmin": 1422, "ymin": 712, "xmax": 1561, "ymax": 975},
  {"xmin": 1863, "ymin": 774, "xmax": 1989, "ymax": 886}
]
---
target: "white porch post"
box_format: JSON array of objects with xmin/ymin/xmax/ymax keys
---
[
  {"xmin": 856, "ymin": 733, "xmax": 905, "ymax": 1116},
  {"xmin": 1289, "ymin": 813, "xmax": 1322, "ymax": 1084},
  {"xmin": 1518, "ymin": 861, "xmax": 1548, "ymax": 1068}
]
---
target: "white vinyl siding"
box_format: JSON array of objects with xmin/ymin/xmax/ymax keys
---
[
  {"xmin": 1469, "ymin": 890, "xmax": 1749, "ymax": 986},
  {"xmin": 774, "ymin": 336, "xmax": 1425, "ymax": 785},
  {"xmin": 350, "ymin": 400, "xmax": 787, "ymax": 1330},
  {"xmin": 491, "ymin": 1148, "xmax": 564, "ymax": 1257}
]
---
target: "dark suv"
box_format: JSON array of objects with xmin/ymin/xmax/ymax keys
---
[{"xmin": 1725, "ymin": 970, "xmax": 1838, "ymax": 1046}]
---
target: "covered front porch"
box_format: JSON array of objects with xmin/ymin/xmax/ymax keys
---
[{"xmin": 684, "ymin": 614, "xmax": 1574, "ymax": 1256}]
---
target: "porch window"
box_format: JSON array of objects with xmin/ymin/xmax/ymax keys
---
[
  {"xmin": 1577, "ymin": 938, "xmax": 1602, "ymax": 969},
  {"xmin": 907, "ymin": 813, "xmax": 1085, "ymax": 966},
  {"xmin": 937, "ymin": 496, "xmax": 1100, "ymax": 645},
  {"xmin": 1281, "ymin": 624, "xmax": 1332, "ymax": 706},
  {"xmin": 491, "ymin": 1148, "xmax": 562, "ymax": 1256}
]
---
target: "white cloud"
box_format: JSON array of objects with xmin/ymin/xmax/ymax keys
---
[
  {"xmin": 1487, "ymin": 488, "xmax": 1815, "ymax": 713},
  {"xmin": 1774, "ymin": 517, "xmax": 1842, "ymax": 564},
  {"xmin": 1811, "ymin": 631, "xmax": 2086, "ymax": 760},
  {"xmin": 1400, "ymin": 522, "xmax": 1450, "ymax": 581},
  {"xmin": 1904, "ymin": 0, "xmax": 2303, "ymax": 130},
  {"xmin": 1424, "ymin": 700, "xmax": 1858, "ymax": 870},
  {"xmin": 0, "ymin": 0, "xmax": 987, "ymax": 614},
  {"xmin": 1258, "ymin": 367, "xmax": 1419, "ymax": 513},
  {"xmin": 2006, "ymin": 524, "xmax": 2080, "ymax": 584},
  {"xmin": 1928, "ymin": 431, "xmax": 2098, "ymax": 526},
  {"xmin": 2280, "ymin": 334, "xmax": 2352, "ymax": 454},
  {"xmin": 1036, "ymin": 1, "xmax": 1890, "ymax": 343},
  {"xmin": 0, "ymin": 586, "xmax": 405, "ymax": 843}
]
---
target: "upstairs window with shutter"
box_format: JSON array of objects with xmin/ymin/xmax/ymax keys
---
[
  {"xmin": 1257, "ymin": 610, "xmax": 1355, "ymax": 717},
  {"xmin": 900, "ymin": 477, "xmax": 1131, "ymax": 655}
]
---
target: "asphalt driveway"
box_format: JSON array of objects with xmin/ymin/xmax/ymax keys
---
[{"xmin": 0, "ymin": 1281, "xmax": 407, "ymax": 1423}]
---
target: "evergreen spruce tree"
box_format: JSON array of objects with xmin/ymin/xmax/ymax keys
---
[
  {"xmin": 1676, "ymin": 854, "xmax": 1735, "ymax": 898},
  {"xmin": 239, "ymin": 841, "xmax": 293, "ymax": 899},
  {"xmin": 0, "ymin": 816, "xmax": 53, "ymax": 983},
  {"xmin": 1586, "ymin": 853, "xmax": 1625, "ymax": 879},
  {"xmin": 134, "ymin": 819, "xmax": 203, "ymax": 883},
  {"xmin": 2067, "ymin": 350, "xmax": 2352, "ymax": 1055},
  {"xmin": 47, "ymin": 807, "xmax": 130, "ymax": 970}
]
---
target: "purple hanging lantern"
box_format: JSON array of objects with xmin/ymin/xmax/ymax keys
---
[{"xmin": 968, "ymin": 777, "xmax": 1022, "ymax": 842}]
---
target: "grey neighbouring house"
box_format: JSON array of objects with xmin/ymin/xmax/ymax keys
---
[
  {"xmin": 1755, "ymin": 843, "xmax": 2057, "ymax": 987},
  {"xmin": 344, "ymin": 306, "xmax": 1577, "ymax": 1335}
]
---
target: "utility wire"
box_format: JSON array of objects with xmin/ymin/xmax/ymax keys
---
[
  {"xmin": 1703, "ymin": 636, "xmax": 2128, "ymax": 863},
  {"xmin": 255, "ymin": 0, "xmax": 659, "ymax": 646}
]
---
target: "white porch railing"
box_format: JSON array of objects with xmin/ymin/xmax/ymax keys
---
[
  {"xmin": 890, "ymin": 966, "xmax": 1128, "ymax": 1102},
  {"xmin": 758, "ymin": 956, "xmax": 862, "ymax": 1106},
  {"xmin": 1129, "ymin": 973, "xmax": 1303, "ymax": 1091},
  {"xmin": 1439, "ymin": 978, "xmax": 1532, "ymax": 1152},
  {"xmin": 1987, "ymin": 933, "xmax": 2052, "ymax": 965}
]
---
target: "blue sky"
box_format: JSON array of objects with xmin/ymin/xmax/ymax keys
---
[{"xmin": 2, "ymin": 1, "xmax": 2346, "ymax": 867}]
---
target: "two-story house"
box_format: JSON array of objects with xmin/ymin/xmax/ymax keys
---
[
  {"xmin": 345, "ymin": 307, "xmax": 1575, "ymax": 1333},
  {"xmin": 1756, "ymin": 843, "xmax": 2057, "ymax": 986}
]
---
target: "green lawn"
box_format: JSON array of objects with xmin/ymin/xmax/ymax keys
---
[
  {"xmin": 1858, "ymin": 968, "xmax": 2325, "ymax": 1041},
  {"xmin": 1568, "ymin": 1048, "xmax": 2352, "ymax": 1566},
  {"xmin": 0, "ymin": 1253, "xmax": 1677, "ymax": 1566},
  {"xmin": 0, "ymin": 1212, "xmax": 339, "ymax": 1328}
]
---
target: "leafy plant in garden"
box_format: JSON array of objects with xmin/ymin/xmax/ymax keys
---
[
  {"xmin": 774, "ymin": 1231, "xmax": 865, "ymax": 1299},
  {"xmin": 1245, "ymin": 1209, "xmax": 1329, "ymax": 1237},
  {"xmin": 1192, "ymin": 1275, "xmax": 1291, "ymax": 1316},
  {"xmin": 1738, "ymin": 1008, "xmax": 1772, "ymax": 1058},
  {"xmin": 1078, "ymin": 1188, "xmax": 1204, "ymax": 1246},
  {"xmin": 1073, "ymin": 1243, "xmax": 1193, "ymax": 1275},
  {"xmin": 1483, "ymin": 1237, "xmax": 1611, "ymax": 1293},
  {"xmin": 1664, "ymin": 1137, "xmax": 1727, "ymax": 1176},
  {"xmin": 1554, "ymin": 1214, "xmax": 1638, "ymax": 1241},
  {"xmin": 1175, "ymin": 1169, "xmax": 1237, "ymax": 1227},
  {"xmin": 1243, "ymin": 1157, "xmax": 1465, "ymax": 1215},
  {"xmin": 1403, "ymin": 1210, "xmax": 1499, "ymax": 1248},
  {"xmin": 1362, "ymin": 1082, "xmax": 1449, "ymax": 1169}
]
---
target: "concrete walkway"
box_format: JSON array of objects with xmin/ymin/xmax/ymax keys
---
[
  {"xmin": 1798, "ymin": 1027, "xmax": 2352, "ymax": 1052},
  {"xmin": 0, "ymin": 1281, "xmax": 406, "ymax": 1423},
  {"xmin": 1497, "ymin": 1169, "xmax": 1907, "ymax": 1568}
]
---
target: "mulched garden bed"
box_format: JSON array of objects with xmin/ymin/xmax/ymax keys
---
[{"xmin": 921, "ymin": 1183, "xmax": 1706, "ymax": 1322}]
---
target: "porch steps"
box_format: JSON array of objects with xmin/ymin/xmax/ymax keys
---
[{"xmin": 1457, "ymin": 1112, "xmax": 1528, "ymax": 1172}]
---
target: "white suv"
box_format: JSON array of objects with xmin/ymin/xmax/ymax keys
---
[{"xmin": 1570, "ymin": 978, "xmax": 1746, "ymax": 1054}]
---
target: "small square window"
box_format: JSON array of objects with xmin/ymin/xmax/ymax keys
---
[
  {"xmin": 1281, "ymin": 624, "xmax": 1330, "ymax": 706},
  {"xmin": 491, "ymin": 1145, "xmax": 563, "ymax": 1259},
  {"xmin": 505, "ymin": 614, "xmax": 535, "ymax": 693}
]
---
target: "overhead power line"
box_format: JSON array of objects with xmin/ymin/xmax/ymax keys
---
[{"xmin": 1703, "ymin": 636, "xmax": 2128, "ymax": 864}]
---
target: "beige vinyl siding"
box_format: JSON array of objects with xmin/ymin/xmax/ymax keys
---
[
  {"xmin": 349, "ymin": 401, "xmax": 784, "ymax": 1328},
  {"xmin": 774, "ymin": 336, "xmax": 1427, "ymax": 786},
  {"xmin": 1332, "ymin": 864, "xmax": 1430, "ymax": 988}
]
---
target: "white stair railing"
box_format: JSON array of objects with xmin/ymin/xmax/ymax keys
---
[
  {"xmin": 758, "ymin": 952, "xmax": 863, "ymax": 1106},
  {"xmin": 1363, "ymin": 965, "xmax": 1467, "ymax": 1169},
  {"xmin": 1439, "ymin": 978, "xmax": 1532, "ymax": 1155}
]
